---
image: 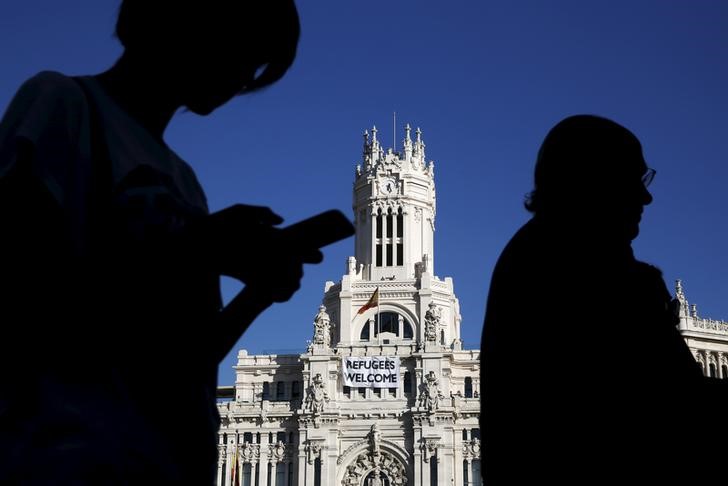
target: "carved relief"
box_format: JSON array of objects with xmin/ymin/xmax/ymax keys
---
[
  {"xmin": 418, "ymin": 371, "xmax": 444, "ymax": 412},
  {"xmin": 312, "ymin": 305, "xmax": 332, "ymax": 347},
  {"xmin": 421, "ymin": 439, "xmax": 440, "ymax": 463},
  {"xmin": 239, "ymin": 443, "xmax": 260, "ymax": 463},
  {"xmin": 306, "ymin": 441, "xmax": 323, "ymax": 465},
  {"xmin": 268, "ymin": 441, "xmax": 286, "ymax": 463},
  {"xmin": 340, "ymin": 424, "xmax": 408, "ymax": 486},
  {"xmin": 305, "ymin": 373, "xmax": 329, "ymax": 414},
  {"xmin": 424, "ymin": 301, "xmax": 441, "ymax": 341},
  {"xmin": 462, "ymin": 438, "xmax": 481, "ymax": 460}
]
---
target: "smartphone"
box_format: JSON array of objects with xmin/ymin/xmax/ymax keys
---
[{"xmin": 280, "ymin": 210, "xmax": 355, "ymax": 249}]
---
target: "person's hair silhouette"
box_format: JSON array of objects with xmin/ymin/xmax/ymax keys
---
[
  {"xmin": 0, "ymin": 1, "xmax": 349, "ymax": 483},
  {"xmin": 479, "ymin": 115, "xmax": 704, "ymax": 485}
]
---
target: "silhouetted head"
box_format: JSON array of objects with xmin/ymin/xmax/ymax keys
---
[
  {"xmin": 115, "ymin": 0, "xmax": 300, "ymax": 115},
  {"xmin": 525, "ymin": 115, "xmax": 654, "ymax": 242}
]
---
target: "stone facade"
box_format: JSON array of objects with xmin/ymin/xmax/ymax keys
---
[
  {"xmin": 675, "ymin": 280, "xmax": 728, "ymax": 378},
  {"xmin": 214, "ymin": 126, "xmax": 725, "ymax": 485},
  {"xmin": 216, "ymin": 126, "xmax": 481, "ymax": 486}
]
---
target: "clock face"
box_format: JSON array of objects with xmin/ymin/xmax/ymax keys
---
[{"xmin": 382, "ymin": 178, "xmax": 397, "ymax": 195}]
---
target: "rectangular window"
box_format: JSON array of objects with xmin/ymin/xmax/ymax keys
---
[
  {"xmin": 386, "ymin": 214, "xmax": 393, "ymax": 237},
  {"xmin": 376, "ymin": 214, "xmax": 383, "ymax": 238},
  {"xmin": 358, "ymin": 387, "xmax": 366, "ymax": 398},
  {"xmin": 277, "ymin": 431, "xmax": 287, "ymax": 443},
  {"xmin": 396, "ymin": 243, "xmax": 403, "ymax": 266},
  {"xmin": 291, "ymin": 381, "xmax": 300, "ymax": 399},
  {"xmin": 343, "ymin": 385, "xmax": 350, "ymax": 397},
  {"xmin": 386, "ymin": 244, "xmax": 393, "ymax": 266},
  {"xmin": 388, "ymin": 387, "xmax": 396, "ymax": 398},
  {"xmin": 376, "ymin": 245, "xmax": 382, "ymax": 267},
  {"xmin": 397, "ymin": 213, "xmax": 403, "ymax": 237}
]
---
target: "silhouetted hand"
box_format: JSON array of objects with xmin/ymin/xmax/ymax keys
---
[{"xmin": 186, "ymin": 204, "xmax": 323, "ymax": 303}]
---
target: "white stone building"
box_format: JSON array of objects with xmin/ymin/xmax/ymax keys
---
[
  {"xmin": 214, "ymin": 126, "xmax": 727, "ymax": 486},
  {"xmin": 215, "ymin": 126, "xmax": 481, "ymax": 486},
  {"xmin": 675, "ymin": 280, "xmax": 728, "ymax": 378}
]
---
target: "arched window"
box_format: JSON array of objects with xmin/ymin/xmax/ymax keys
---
[
  {"xmin": 710, "ymin": 363, "xmax": 717, "ymax": 378},
  {"xmin": 262, "ymin": 382, "xmax": 270, "ymax": 400},
  {"xmin": 472, "ymin": 460, "xmax": 482, "ymax": 486},
  {"xmin": 360, "ymin": 320, "xmax": 370, "ymax": 340},
  {"xmin": 314, "ymin": 457, "xmax": 322, "ymax": 486},
  {"xmin": 464, "ymin": 377, "xmax": 473, "ymax": 398},
  {"xmin": 396, "ymin": 207, "xmax": 404, "ymax": 265},
  {"xmin": 276, "ymin": 381, "xmax": 285, "ymax": 400},
  {"xmin": 242, "ymin": 464, "xmax": 252, "ymax": 486},
  {"xmin": 386, "ymin": 208, "xmax": 394, "ymax": 265},
  {"xmin": 364, "ymin": 470, "xmax": 391, "ymax": 486},
  {"xmin": 370, "ymin": 312, "xmax": 414, "ymax": 339},
  {"xmin": 404, "ymin": 371, "xmax": 412, "ymax": 395},
  {"xmin": 375, "ymin": 209, "xmax": 383, "ymax": 267}
]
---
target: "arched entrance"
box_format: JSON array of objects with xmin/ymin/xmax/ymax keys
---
[
  {"xmin": 341, "ymin": 452, "xmax": 407, "ymax": 486},
  {"xmin": 339, "ymin": 425, "xmax": 410, "ymax": 486},
  {"xmin": 362, "ymin": 467, "xmax": 390, "ymax": 486}
]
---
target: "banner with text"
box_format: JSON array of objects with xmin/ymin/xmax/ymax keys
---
[{"xmin": 342, "ymin": 356, "xmax": 400, "ymax": 388}]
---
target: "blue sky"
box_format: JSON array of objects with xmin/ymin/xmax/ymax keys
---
[{"xmin": 1, "ymin": 1, "xmax": 726, "ymax": 385}]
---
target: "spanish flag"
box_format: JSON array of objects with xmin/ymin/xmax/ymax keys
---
[
  {"xmin": 230, "ymin": 443, "xmax": 238, "ymax": 486},
  {"xmin": 357, "ymin": 288, "xmax": 379, "ymax": 314}
]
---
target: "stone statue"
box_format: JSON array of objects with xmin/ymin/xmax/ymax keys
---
[
  {"xmin": 368, "ymin": 466, "xmax": 383, "ymax": 486},
  {"xmin": 312, "ymin": 305, "xmax": 331, "ymax": 347},
  {"xmin": 424, "ymin": 301, "xmax": 440, "ymax": 341},
  {"xmin": 418, "ymin": 371, "xmax": 443, "ymax": 412},
  {"xmin": 344, "ymin": 464, "xmax": 360, "ymax": 486},
  {"xmin": 369, "ymin": 423, "xmax": 381, "ymax": 457},
  {"xmin": 305, "ymin": 373, "xmax": 329, "ymax": 414}
]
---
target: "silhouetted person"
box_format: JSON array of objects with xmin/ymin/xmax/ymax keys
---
[
  {"xmin": 480, "ymin": 115, "xmax": 706, "ymax": 485},
  {"xmin": 0, "ymin": 1, "xmax": 334, "ymax": 484}
]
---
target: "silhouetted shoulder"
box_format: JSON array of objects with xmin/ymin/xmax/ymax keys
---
[
  {"xmin": 1, "ymin": 71, "xmax": 87, "ymax": 138},
  {"xmin": 0, "ymin": 71, "xmax": 91, "ymax": 208}
]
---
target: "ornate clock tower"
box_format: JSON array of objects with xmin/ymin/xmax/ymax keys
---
[{"xmin": 216, "ymin": 125, "xmax": 482, "ymax": 486}]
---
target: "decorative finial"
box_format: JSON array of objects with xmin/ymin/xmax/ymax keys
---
[
  {"xmin": 405, "ymin": 123, "xmax": 411, "ymax": 142},
  {"xmin": 372, "ymin": 125, "xmax": 378, "ymax": 142},
  {"xmin": 363, "ymin": 129, "xmax": 369, "ymax": 143},
  {"xmin": 415, "ymin": 126, "xmax": 422, "ymax": 143}
]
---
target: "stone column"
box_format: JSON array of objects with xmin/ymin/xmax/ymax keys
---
[
  {"xmin": 224, "ymin": 436, "xmax": 236, "ymax": 486},
  {"xmin": 259, "ymin": 434, "xmax": 270, "ymax": 486},
  {"xmin": 452, "ymin": 429, "xmax": 463, "ymax": 486},
  {"xmin": 216, "ymin": 440, "xmax": 225, "ymax": 486},
  {"xmin": 422, "ymin": 456, "xmax": 430, "ymax": 486},
  {"xmin": 297, "ymin": 452, "xmax": 307, "ymax": 486},
  {"xmin": 271, "ymin": 461, "xmax": 278, "ymax": 486}
]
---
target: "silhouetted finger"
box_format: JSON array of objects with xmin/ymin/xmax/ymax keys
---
[{"xmin": 224, "ymin": 204, "xmax": 284, "ymax": 226}]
